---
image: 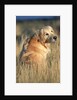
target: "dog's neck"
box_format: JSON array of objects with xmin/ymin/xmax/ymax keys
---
[{"xmin": 34, "ymin": 34, "xmax": 51, "ymax": 49}]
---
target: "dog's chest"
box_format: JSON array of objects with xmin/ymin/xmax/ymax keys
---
[
  {"xmin": 44, "ymin": 47, "xmax": 51, "ymax": 58},
  {"xmin": 38, "ymin": 44, "xmax": 51, "ymax": 59},
  {"xmin": 45, "ymin": 43, "xmax": 51, "ymax": 52}
]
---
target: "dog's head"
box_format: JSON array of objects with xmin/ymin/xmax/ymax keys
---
[{"xmin": 39, "ymin": 26, "xmax": 57, "ymax": 43}]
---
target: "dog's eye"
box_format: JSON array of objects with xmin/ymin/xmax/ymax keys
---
[
  {"xmin": 46, "ymin": 33, "xmax": 49, "ymax": 35},
  {"xmin": 51, "ymin": 30, "xmax": 53, "ymax": 32}
]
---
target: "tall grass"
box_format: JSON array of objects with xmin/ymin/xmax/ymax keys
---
[{"xmin": 16, "ymin": 19, "xmax": 60, "ymax": 83}]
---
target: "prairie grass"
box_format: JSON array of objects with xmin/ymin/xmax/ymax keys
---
[{"xmin": 16, "ymin": 19, "xmax": 60, "ymax": 83}]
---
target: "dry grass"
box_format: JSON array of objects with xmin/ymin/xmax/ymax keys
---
[{"xmin": 16, "ymin": 19, "xmax": 60, "ymax": 83}]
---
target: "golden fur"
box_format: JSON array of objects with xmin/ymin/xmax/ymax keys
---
[{"xmin": 20, "ymin": 26, "xmax": 57, "ymax": 65}]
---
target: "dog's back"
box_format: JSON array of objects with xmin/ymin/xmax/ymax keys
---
[{"xmin": 20, "ymin": 35, "xmax": 50, "ymax": 65}]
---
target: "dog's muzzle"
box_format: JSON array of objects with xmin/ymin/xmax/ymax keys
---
[
  {"xmin": 45, "ymin": 35, "xmax": 57, "ymax": 43},
  {"xmin": 48, "ymin": 36, "xmax": 57, "ymax": 43},
  {"xmin": 52, "ymin": 36, "xmax": 57, "ymax": 42}
]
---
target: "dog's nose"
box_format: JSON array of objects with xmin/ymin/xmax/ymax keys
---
[{"xmin": 53, "ymin": 36, "xmax": 57, "ymax": 40}]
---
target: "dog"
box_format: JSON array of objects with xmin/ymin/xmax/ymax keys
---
[{"xmin": 20, "ymin": 26, "xmax": 57, "ymax": 65}]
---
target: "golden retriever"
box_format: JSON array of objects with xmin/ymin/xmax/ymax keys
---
[{"xmin": 20, "ymin": 26, "xmax": 57, "ymax": 65}]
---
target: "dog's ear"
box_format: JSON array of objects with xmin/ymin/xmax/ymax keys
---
[
  {"xmin": 39, "ymin": 28, "xmax": 43, "ymax": 39},
  {"xmin": 40, "ymin": 28, "xmax": 43, "ymax": 35},
  {"xmin": 39, "ymin": 28, "xmax": 46, "ymax": 43},
  {"xmin": 34, "ymin": 33, "xmax": 40, "ymax": 42}
]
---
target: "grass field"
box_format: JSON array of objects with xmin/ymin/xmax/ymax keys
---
[{"xmin": 16, "ymin": 18, "xmax": 60, "ymax": 83}]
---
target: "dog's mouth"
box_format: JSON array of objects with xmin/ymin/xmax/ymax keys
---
[{"xmin": 45, "ymin": 36, "xmax": 57, "ymax": 43}]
